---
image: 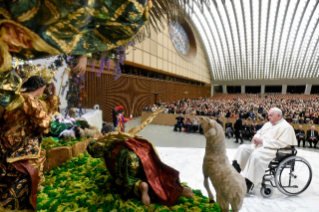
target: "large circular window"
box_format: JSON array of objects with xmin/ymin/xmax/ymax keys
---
[
  {"xmin": 169, "ymin": 20, "xmax": 197, "ymax": 61},
  {"xmin": 169, "ymin": 22, "xmax": 190, "ymax": 55}
]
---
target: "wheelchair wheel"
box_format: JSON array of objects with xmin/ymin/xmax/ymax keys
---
[
  {"xmin": 275, "ymin": 156, "xmax": 312, "ymax": 196},
  {"xmin": 260, "ymin": 185, "xmax": 274, "ymax": 198}
]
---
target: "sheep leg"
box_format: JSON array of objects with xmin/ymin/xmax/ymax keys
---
[
  {"xmin": 217, "ymin": 194, "xmax": 229, "ymax": 212},
  {"xmin": 230, "ymin": 204, "xmax": 239, "ymax": 212},
  {"xmin": 204, "ymin": 175, "xmax": 215, "ymax": 203},
  {"xmin": 230, "ymin": 197, "xmax": 243, "ymax": 212}
]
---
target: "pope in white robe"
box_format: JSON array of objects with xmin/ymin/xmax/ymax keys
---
[{"xmin": 233, "ymin": 107, "xmax": 297, "ymax": 187}]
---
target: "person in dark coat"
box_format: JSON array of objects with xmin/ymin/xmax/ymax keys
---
[
  {"xmin": 234, "ymin": 112, "xmax": 243, "ymax": 144},
  {"xmin": 242, "ymin": 120, "xmax": 251, "ymax": 140},
  {"xmin": 295, "ymin": 125, "xmax": 306, "ymax": 147},
  {"xmin": 225, "ymin": 110, "xmax": 231, "ymax": 118},
  {"xmin": 174, "ymin": 114, "xmax": 185, "ymax": 132}
]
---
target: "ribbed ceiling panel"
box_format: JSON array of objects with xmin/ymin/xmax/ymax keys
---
[{"xmin": 184, "ymin": 0, "xmax": 319, "ymax": 80}]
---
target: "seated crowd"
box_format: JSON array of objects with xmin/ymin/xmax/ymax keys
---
[
  {"xmin": 144, "ymin": 94, "xmax": 319, "ymax": 123},
  {"xmin": 173, "ymin": 114, "xmax": 203, "ymax": 133},
  {"xmin": 143, "ymin": 94, "xmax": 319, "ymax": 148}
]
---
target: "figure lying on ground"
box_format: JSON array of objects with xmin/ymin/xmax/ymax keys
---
[{"xmin": 87, "ymin": 114, "xmax": 194, "ymax": 206}]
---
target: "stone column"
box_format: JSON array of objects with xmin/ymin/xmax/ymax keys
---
[
  {"xmin": 223, "ymin": 85, "xmax": 227, "ymax": 94},
  {"xmin": 282, "ymin": 84, "xmax": 287, "ymax": 94},
  {"xmin": 261, "ymin": 85, "xmax": 265, "ymax": 94},
  {"xmin": 241, "ymin": 85, "xmax": 245, "ymax": 94},
  {"xmin": 305, "ymin": 84, "xmax": 312, "ymax": 95},
  {"xmin": 210, "ymin": 85, "xmax": 214, "ymax": 97}
]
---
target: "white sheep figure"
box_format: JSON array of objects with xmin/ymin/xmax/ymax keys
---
[
  {"xmin": 199, "ymin": 117, "xmax": 246, "ymax": 212},
  {"xmin": 58, "ymin": 129, "xmax": 76, "ymax": 140}
]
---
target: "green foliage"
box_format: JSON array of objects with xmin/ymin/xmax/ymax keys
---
[
  {"xmin": 38, "ymin": 153, "xmax": 221, "ymax": 212},
  {"xmin": 41, "ymin": 137, "xmax": 86, "ymax": 152}
]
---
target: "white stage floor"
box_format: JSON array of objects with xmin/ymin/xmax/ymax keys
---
[
  {"xmin": 128, "ymin": 119, "xmax": 319, "ymax": 212},
  {"xmin": 156, "ymin": 147, "xmax": 319, "ymax": 212}
]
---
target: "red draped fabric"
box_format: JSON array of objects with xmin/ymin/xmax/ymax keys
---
[
  {"xmin": 124, "ymin": 137, "xmax": 183, "ymax": 206},
  {"xmin": 12, "ymin": 161, "xmax": 39, "ymax": 209}
]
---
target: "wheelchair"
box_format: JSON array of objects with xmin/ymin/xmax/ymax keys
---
[{"xmin": 260, "ymin": 146, "xmax": 312, "ymax": 198}]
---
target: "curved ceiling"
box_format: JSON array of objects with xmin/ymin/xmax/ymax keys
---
[{"xmin": 184, "ymin": 0, "xmax": 319, "ymax": 81}]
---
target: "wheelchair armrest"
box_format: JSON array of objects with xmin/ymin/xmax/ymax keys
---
[
  {"xmin": 276, "ymin": 146, "xmax": 297, "ymax": 159},
  {"xmin": 277, "ymin": 146, "xmax": 295, "ymax": 151}
]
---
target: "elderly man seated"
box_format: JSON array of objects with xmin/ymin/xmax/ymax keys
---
[
  {"xmin": 307, "ymin": 125, "xmax": 318, "ymax": 148},
  {"xmin": 232, "ymin": 107, "xmax": 297, "ymax": 193},
  {"xmin": 295, "ymin": 125, "xmax": 306, "ymax": 147}
]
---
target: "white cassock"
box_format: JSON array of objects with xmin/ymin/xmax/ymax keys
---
[{"xmin": 234, "ymin": 118, "xmax": 297, "ymax": 185}]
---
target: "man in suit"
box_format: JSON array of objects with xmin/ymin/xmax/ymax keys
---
[
  {"xmin": 248, "ymin": 109, "xmax": 255, "ymax": 120},
  {"xmin": 234, "ymin": 112, "xmax": 243, "ymax": 144},
  {"xmin": 225, "ymin": 119, "xmax": 233, "ymax": 138},
  {"xmin": 242, "ymin": 120, "xmax": 251, "ymax": 140},
  {"xmin": 307, "ymin": 125, "xmax": 318, "ymax": 148},
  {"xmin": 250, "ymin": 120, "xmax": 258, "ymax": 138},
  {"xmin": 174, "ymin": 114, "xmax": 185, "ymax": 132},
  {"xmin": 295, "ymin": 125, "xmax": 306, "ymax": 147}
]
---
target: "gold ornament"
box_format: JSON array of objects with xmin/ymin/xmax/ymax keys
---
[{"xmin": 15, "ymin": 60, "xmax": 56, "ymax": 84}]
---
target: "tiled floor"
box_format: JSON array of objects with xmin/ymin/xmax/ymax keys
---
[{"xmin": 128, "ymin": 119, "xmax": 319, "ymax": 212}]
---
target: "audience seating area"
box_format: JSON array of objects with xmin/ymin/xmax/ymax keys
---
[
  {"xmin": 142, "ymin": 112, "xmax": 319, "ymax": 131},
  {"xmin": 210, "ymin": 93, "xmax": 319, "ymax": 101},
  {"xmin": 141, "ymin": 93, "xmax": 319, "ymax": 148},
  {"xmin": 141, "ymin": 112, "xmax": 319, "ymax": 148}
]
